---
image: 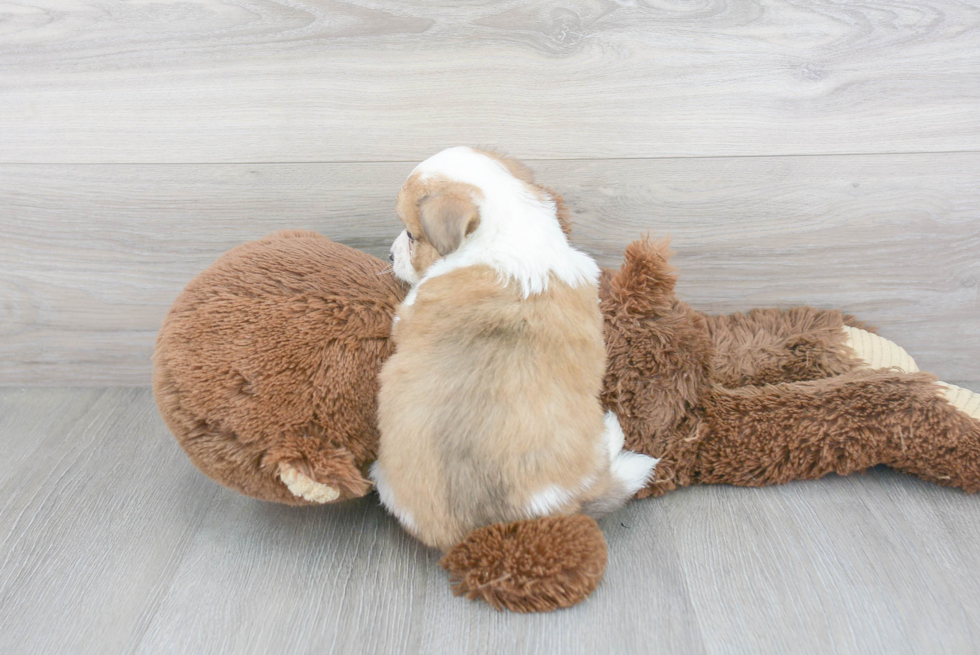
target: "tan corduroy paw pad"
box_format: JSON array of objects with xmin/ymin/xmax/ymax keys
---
[
  {"xmin": 938, "ymin": 383, "xmax": 980, "ymax": 421},
  {"xmin": 842, "ymin": 326, "xmax": 919, "ymax": 373},
  {"xmin": 279, "ymin": 463, "xmax": 341, "ymax": 503}
]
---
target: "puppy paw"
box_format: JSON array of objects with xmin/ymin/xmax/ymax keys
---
[
  {"xmin": 278, "ymin": 463, "xmax": 341, "ymax": 503},
  {"xmin": 611, "ymin": 450, "xmax": 658, "ymax": 497},
  {"xmin": 843, "ymin": 326, "xmax": 919, "ymax": 373}
]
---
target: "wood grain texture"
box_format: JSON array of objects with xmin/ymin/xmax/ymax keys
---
[
  {"xmin": 1, "ymin": 388, "xmax": 979, "ymax": 654},
  {"xmin": 0, "ymin": 388, "xmax": 221, "ymax": 654},
  {"xmin": 2, "ymin": 153, "xmax": 978, "ymax": 385},
  {"xmin": 1, "ymin": 0, "xmax": 979, "ymax": 162}
]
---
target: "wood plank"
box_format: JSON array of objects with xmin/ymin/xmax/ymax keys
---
[
  {"xmin": 130, "ymin": 483, "xmax": 437, "ymax": 654},
  {"xmin": 665, "ymin": 470, "xmax": 980, "ymax": 654},
  {"xmin": 0, "ymin": 388, "xmax": 221, "ymax": 654},
  {"xmin": 2, "ymin": 153, "xmax": 978, "ymax": 385},
  {"xmin": 0, "ymin": 387, "xmax": 103, "ymax": 481},
  {"xmin": 1, "ymin": 0, "xmax": 978, "ymax": 162},
  {"xmin": 2, "ymin": 389, "xmax": 979, "ymax": 653},
  {"xmin": 133, "ymin": 489, "xmax": 708, "ymax": 655}
]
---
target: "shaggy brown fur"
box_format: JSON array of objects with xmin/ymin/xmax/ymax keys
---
[
  {"xmin": 704, "ymin": 307, "xmax": 871, "ymax": 387},
  {"xmin": 697, "ymin": 370, "xmax": 980, "ymax": 492},
  {"xmin": 154, "ymin": 231, "xmax": 405, "ymax": 505},
  {"xmin": 599, "ymin": 238, "xmax": 715, "ymax": 498},
  {"xmin": 440, "ymin": 514, "xmax": 608, "ymax": 612},
  {"xmin": 158, "ymin": 231, "xmax": 980, "ymax": 505}
]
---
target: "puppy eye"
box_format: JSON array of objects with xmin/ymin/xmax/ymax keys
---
[{"xmin": 406, "ymin": 232, "xmax": 415, "ymax": 243}]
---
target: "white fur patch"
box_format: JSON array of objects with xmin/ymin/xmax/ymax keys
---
[
  {"xmin": 525, "ymin": 484, "xmax": 579, "ymax": 518},
  {"xmin": 411, "ymin": 147, "xmax": 600, "ymax": 298},
  {"xmin": 611, "ymin": 450, "xmax": 658, "ymax": 497},
  {"xmin": 369, "ymin": 462, "xmax": 418, "ymax": 532},
  {"xmin": 524, "ymin": 471, "xmax": 599, "ymax": 519},
  {"xmin": 400, "ymin": 286, "xmax": 418, "ymax": 308},
  {"xmin": 392, "ymin": 286, "xmax": 418, "ymax": 328},
  {"xmin": 604, "ymin": 411, "xmax": 658, "ymax": 496},
  {"xmin": 522, "ymin": 412, "xmax": 656, "ymax": 518},
  {"xmin": 602, "ymin": 411, "xmax": 626, "ymax": 459},
  {"xmin": 390, "ymin": 229, "xmax": 419, "ymax": 285}
]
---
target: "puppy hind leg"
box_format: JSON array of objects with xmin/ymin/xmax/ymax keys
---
[
  {"xmin": 601, "ymin": 410, "xmax": 626, "ymax": 459},
  {"xmin": 585, "ymin": 413, "xmax": 658, "ymax": 517}
]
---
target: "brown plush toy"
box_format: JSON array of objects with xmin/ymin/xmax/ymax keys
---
[{"xmin": 154, "ymin": 229, "xmax": 980, "ymax": 613}]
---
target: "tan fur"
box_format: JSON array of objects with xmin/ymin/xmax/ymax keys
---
[
  {"xmin": 417, "ymin": 187, "xmax": 481, "ymax": 255},
  {"xmin": 377, "ymin": 151, "xmax": 615, "ymax": 551},
  {"xmin": 378, "ymin": 266, "xmax": 610, "ymax": 551},
  {"xmin": 395, "ymin": 174, "xmax": 483, "ymax": 275}
]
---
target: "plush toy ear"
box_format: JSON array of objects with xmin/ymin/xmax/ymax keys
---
[{"xmin": 418, "ymin": 192, "xmax": 481, "ymax": 256}]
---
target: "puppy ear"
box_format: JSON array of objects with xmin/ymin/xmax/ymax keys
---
[{"xmin": 418, "ymin": 192, "xmax": 481, "ymax": 256}]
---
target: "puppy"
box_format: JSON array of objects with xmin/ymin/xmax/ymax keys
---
[{"xmin": 371, "ymin": 147, "xmax": 656, "ymax": 551}]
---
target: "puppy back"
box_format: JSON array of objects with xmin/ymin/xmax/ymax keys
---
[{"xmin": 379, "ymin": 266, "xmax": 607, "ymax": 549}]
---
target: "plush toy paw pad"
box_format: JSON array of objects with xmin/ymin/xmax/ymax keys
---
[
  {"xmin": 843, "ymin": 326, "xmax": 918, "ymax": 373},
  {"xmin": 937, "ymin": 383, "xmax": 980, "ymax": 421},
  {"xmin": 440, "ymin": 514, "xmax": 607, "ymax": 612},
  {"xmin": 278, "ymin": 463, "xmax": 341, "ymax": 503}
]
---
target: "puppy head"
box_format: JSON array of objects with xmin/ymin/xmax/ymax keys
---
[
  {"xmin": 389, "ymin": 147, "xmax": 571, "ymax": 285},
  {"xmin": 391, "ymin": 176, "xmax": 482, "ymax": 284}
]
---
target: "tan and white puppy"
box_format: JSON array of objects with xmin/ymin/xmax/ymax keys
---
[{"xmin": 371, "ymin": 147, "xmax": 656, "ymax": 552}]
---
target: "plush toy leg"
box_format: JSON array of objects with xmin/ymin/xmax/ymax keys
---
[
  {"xmin": 696, "ymin": 370, "xmax": 980, "ymax": 492},
  {"xmin": 844, "ymin": 327, "xmax": 976, "ymax": 420},
  {"xmin": 440, "ymin": 515, "xmax": 608, "ymax": 612}
]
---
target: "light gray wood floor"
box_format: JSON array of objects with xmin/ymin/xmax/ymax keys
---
[{"xmin": 2, "ymin": 387, "xmax": 980, "ymax": 655}]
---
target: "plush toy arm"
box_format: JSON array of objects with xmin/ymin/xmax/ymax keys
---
[
  {"xmin": 693, "ymin": 370, "xmax": 980, "ymax": 493},
  {"xmin": 155, "ymin": 350, "xmax": 374, "ymax": 505}
]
